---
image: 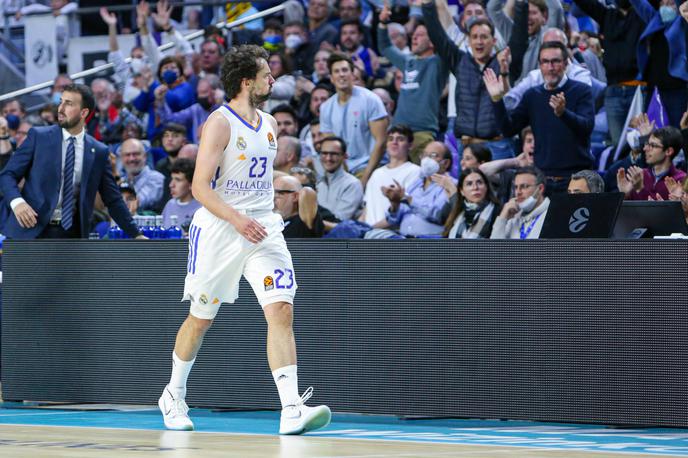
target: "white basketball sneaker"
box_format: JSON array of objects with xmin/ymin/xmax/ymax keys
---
[
  {"xmin": 279, "ymin": 387, "xmax": 331, "ymax": 435},
  {"xmin": 158, "ymin": 386, "xmax": 194, "ymax": 431}
]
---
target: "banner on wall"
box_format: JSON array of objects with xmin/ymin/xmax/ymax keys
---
[{"xmin": 24, "ymin": 13, "xmax": 58, "ymax": 87}]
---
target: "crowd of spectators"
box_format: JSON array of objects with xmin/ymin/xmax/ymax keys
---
[{"xmin": 3, "ymin": 0, "xmax": 688, "ymax": 240}]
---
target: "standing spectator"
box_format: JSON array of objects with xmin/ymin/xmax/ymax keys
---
[
  {"xmin": 379, "ymin": 3, "xmax": 448, "ymax": 163},
  {"xmin": 156, "ymin": 75, "xmax": 223, "ymax": 144},
  {"xmin": 319, "ymin": 53, "xmax": 389, "ymax": 186},
  {"xmin": 617, "ymin": 126, "xmax": 687, "ymax": 200},
  {"xmin": 161, "ymin": 158, "xmax": 202, "ymax": 230},
  {"xmin": 483, "ymin": 42, "xmax": 595, "ymax": 193},
  {"xmin": 89, "ymin": 78, "xmax": 140, "ymax": 145},
  {"xmin": 631, "ymin": 0, "xmax": 688, "ymax": 128},
  {"xmin": 0, "ymin": 84, "xmax": 140, "ymax": 239},
  {"xmin": 283, "ymin": 21, "xmax": 315, "ymax": 75},
  {"xmin": 487, "ymin": 0, "xmax": 564, "ymax": 82},
  {"xmin": 490, "ymin": 165, "xmax": 550, "ymax": 239},
  {"xmin": 316, "ymin": 137, "xmax": 364, "ymax": 221},
  {"xmin": 308, "ymin": 0, "xmax": 338, "ymax": 46},
  {"xmin": 422, "ymin": 1, "xmax": 514, "ymax": 160}
]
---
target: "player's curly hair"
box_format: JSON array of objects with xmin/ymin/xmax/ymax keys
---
[{"xmin": 220, "ymin": 45, "xmax": 269, "ymax": 101}]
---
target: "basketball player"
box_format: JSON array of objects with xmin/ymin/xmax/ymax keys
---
[{"xmin": 158, "ymin": 45, "xmax": 331, "ymax": 435}]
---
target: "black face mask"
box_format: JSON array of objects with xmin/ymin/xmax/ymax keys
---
[{"xmin": 197, "ymin": 96, "xmax": 213, "ymax": 111}]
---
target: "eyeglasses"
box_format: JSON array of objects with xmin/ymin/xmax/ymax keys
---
[
  {"xmin": 320, "ymin": 151, "xmax": 343, "ymax": 157},
  {"xmin": 275, "ymin": 189, "xmax": 297, "ymax": 195},
  {"xmin": 425, "ymin": 152, "xmax": 442, "ymax": 159},
  {"xmin": 290, "ymin": 166, "xmax": 314, "ymax": 176},
  {"xmin": 647, "ymin": 142, "xmax": 664, "ymax": 150},
  {"xmin": 513, "ymin": 183, "xmax": 536, "ymax": 191},
  {"xmin": 539, "ymin": 58, "xmax": 564, "ymax": 66}
]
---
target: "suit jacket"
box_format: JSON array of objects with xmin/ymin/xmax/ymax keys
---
[{"xmin": 0, "ymin": 124, "xmax": 139, "ymax": 239}]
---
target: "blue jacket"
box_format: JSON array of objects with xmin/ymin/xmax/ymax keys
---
[
  {"xmin": 630, "ymin": 0, "xmax": 688, "ymax": 82},
  {"xmin": 0, "ymin": 125, "xmax": 139, "ymax": 239}
]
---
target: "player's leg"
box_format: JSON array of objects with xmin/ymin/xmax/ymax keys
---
[
  {"xmin": 160, "ymin": 214, "xmax": 243, "ymax": 431},
  {"xmin": 244, "ymin": 214, "xmax": 331, "ymax": 435}
]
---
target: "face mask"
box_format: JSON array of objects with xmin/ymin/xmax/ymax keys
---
[
  {"xmin": 626, "ymin": 129, "xmax": 640, "ymax": 150},
  {"xmin": 285, "ymin": 34, "xmax": 304, "ymax": 49},
  {"xmin": 420, "ymin": 157, "xmax": 440, "ymax": 178},
  {"xmin": 51, "ymin": 91, "xmax": 62, "ymax": 105},
  {"xmin": 5, "ymin": 114, "xmax": 20, "ymax": 130},
  {"xmin": 130, "ymin": 57, "xmax": 148, "ymax": 75},
  {"xmin": 518, "ymin": 195, "xmax": 538, "ymax": 214},
  {"xmin": 161, "ymin": 69, "xmax": 179, "ymax": 85},
  {"xmin": 197, "ymin": 96, "xmax": 213, "ymax": 111},
  {"xmin": 659, "ymin": 5, "xmax": 677, "ymax": 23}
]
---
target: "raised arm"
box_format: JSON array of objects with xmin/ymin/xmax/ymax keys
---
[{"xmin": 421, "ymin": 0, "xmax": 464, "ymax": 71}]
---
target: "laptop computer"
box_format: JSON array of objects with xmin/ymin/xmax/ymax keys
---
[
  {"xmin": 612, "ymin": 200, "xmax": 688, "ymax": 238},
  {"xmin": 540, "ymin": 192, "xmax": 624, "ymax": 239}
]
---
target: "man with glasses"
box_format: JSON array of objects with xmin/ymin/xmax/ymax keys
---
[
  {"xmin": 491, "ymin": 165, "xmax": 550, "ymax": 239},
  {"xmin": 273, "ymin": 175, "xmax": 323, "ymax": 238},
  {"xmin": 616, "ymin": 126, "xmax": 687, "ymax": 200},
  {"xmin": 484, "ymin": 41, "xmax": 595, "ymax": 194},
  {"xmin": 316, "ymin": 137, "xmax": 363, "ymax": 221}
]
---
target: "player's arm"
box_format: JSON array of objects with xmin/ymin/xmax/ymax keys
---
[{"xmin": 192, "ymin": 112, "xmax": 267, "ymax": 243}]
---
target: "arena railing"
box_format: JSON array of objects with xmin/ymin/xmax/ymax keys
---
[{"xmin": 0, "ymin": 2, "xmax": 287, "ymax": 103}]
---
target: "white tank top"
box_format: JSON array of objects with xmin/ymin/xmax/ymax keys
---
[{"xmin": 212, "ymin": 104, "xmax": 277, "ymax": 213}]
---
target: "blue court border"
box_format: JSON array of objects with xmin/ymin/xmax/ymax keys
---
[{"xmin": 0, "ymin": 404, "xmax": 687, "ymax": 456}]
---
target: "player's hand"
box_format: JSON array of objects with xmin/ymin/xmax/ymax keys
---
[
  {"xmin": 14, "ymin": 202, "xmax": 38, "ymax": 228},
  {"xmin": 231, "ymin": 212, "xmax": 268, "ymax": 243}
]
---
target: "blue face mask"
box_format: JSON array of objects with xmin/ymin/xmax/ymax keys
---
[
  {"xmin": 51, "ymin": 91, "xmax": 62, "ymax": 105},
  {"xmin": 5, "ymin": 114, "xmax": 20, "ymax": 130},
  {"xmin": 659, "ymin": 5, "xmax": 677, "ymax": 23},
  {"xmin": 161, "ymin": 69, "xmax": 179, "ymax": 85}
]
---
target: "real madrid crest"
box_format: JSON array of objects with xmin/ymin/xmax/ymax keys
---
[
  {"xmin": 236, "ymin": 136, "xmax": 247, "ymax": 150},
  {"xmin": 267, "ymin": 132, "xmax": 275, "ymax": 147}
]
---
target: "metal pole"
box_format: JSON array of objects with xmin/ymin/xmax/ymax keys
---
[{"xmin": 0, "ymin": 3, "xmax": 286, "ymax": 102}]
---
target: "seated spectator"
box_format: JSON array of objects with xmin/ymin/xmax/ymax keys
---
[
  {"xmin": 320, "ymin": 53, "xmax": 389, "ymax": 186},
  {"xmin": 154, "ymin": 123, "xmax": 189, "ymax": 210},
  {"xmin": 296, "ymin": 83, "xmax": 333, "ymax": 147},
  {"xmin": 177, "ymin": 143, "xmax": 198, "ymax": 161},
  {"xmin": 316, "ymin": 137, "xmax": 364, "ymax": 221},
  {"xmin": 162, "ymin": 158, "xmax": 201, "ymax": 232},
  {"xmin": 118, "ymin": 182, "xmax": 156, "ymax": 217},
  {"xmin": 283, "ymin": 21, "xmax": 316, "ymax": 75},
  {"xmin": 383, "ymin": 141, "xmax": 453, "ymax": 237},
  {"xmin": 490, "ymin": 166, "xmax": 550, "ymax": 239},
  {"xmin": 387, "ymin": 23, "xmax": 411, "ymax": 55},
  {"xmin": 568, "ymin": 169, "xmax": 605, "ymax": 193},
  {"xmin": 312, "ymin": 49, "xmax": 332, "ymax": 84},
  {"xmin": 444, "ymin": 168, "xmax": 501, "ymax": 238},
  {"xmin": 120, "ymin": 138, "xmax": 165, "ymax": 212},
  {"xmin": 89, "ymin": 77, "xmax": 140, "ymax": 145},
  {"xmin": 275, "ymin": 136, "xmax": 302, "ymax": 174},
  {"xmin": 617, "ymin": 126, "xmax": 687, "ymax": 200},
  {"xmin": 359, "ymin": 125, "xmax": 421, "ymax": 227},
  {"xmin": 605, "ymin": 114, "xmax": 650, "ymax": 191},
  {"xmin": 272, "ymin": 104, "xmax": 300, "ymax": 138},
  {"xmin": 274, "ymin": 175, "xmax": 324, "ymax": 238},
  {"xmin": 290, "ymin": 166, "xmax": 318, "ymax": 189}
]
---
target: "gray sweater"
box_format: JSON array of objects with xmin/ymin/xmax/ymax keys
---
[{"xmin": 377, "ymin": 26, "xmax": 447, "ymax": 135}]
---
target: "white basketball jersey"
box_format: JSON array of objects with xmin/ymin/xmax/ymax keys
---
[{"xmin": 212, "ymin": 105, "xmax": 277, "ymax": 213}]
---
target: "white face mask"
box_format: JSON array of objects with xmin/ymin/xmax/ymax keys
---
[
  {"xmin": 518, "ymin": 195, "xmax": 538, "ymax": 213},
  {"xmin": 420, "ymin": 157, "xmax": 440, "ymax": 178},
  {"xmin": 285, "ymin": 34, "xmax": 304, "ymax": 49},
  {"xmin": 626, "ymin": 129, "xmax": 640, "ymax": 150},
  {"xmin": 130, "ymin": 57, "xmax": 149, "ymax": 75}
]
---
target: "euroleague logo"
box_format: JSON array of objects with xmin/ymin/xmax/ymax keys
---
[{"xmin": 568, "ymin": 207, "xmax": 590, "ymax": 233}]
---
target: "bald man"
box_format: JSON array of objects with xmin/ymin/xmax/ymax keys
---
[
  {"xmin": 273, "ymin": 175, "xmax": 323, "ymax": 238},
  {"xmin": 120, "ymin": 138, "xmax": 165, "ymax": 211}
]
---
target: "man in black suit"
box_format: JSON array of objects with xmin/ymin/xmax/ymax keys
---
[{"xmin": 0, "ymin": 84, "xmax": 140, "ymax": 239}]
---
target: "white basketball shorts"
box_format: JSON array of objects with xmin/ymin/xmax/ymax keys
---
[{"xmin": 182, "ymin": 207, "xmax": 297, "ymax": 319}]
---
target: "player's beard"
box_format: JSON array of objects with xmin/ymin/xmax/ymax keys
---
[{"xmin": 249, "ymin": 87, "xmax": 272, "ymax": 107}]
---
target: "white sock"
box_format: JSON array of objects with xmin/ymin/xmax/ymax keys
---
[
  {"xmin": 272, "ymin": 364, "xmax": 300, "ymax": 409},
  {"xmin": 168, "ymin": 352, "xmax": 195, "ymax": 399}
]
